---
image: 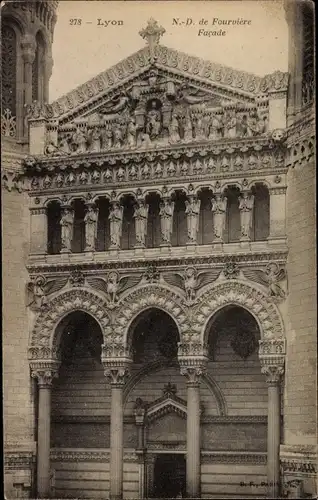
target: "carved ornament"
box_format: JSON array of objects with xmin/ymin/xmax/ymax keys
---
[
  {"xmin": 201, "ymin": 451, "xmax": 266, "ymax": 465},
  {"xmin": 86, "ymin": 272, "xmax": 142, "ymax": 308},
  {"xmin": 4, "ymin": 451, "xmax": 35, "ymax": 470},
  {"xmin": 29, "ymin": 288, "xmax": 111, "ymax": 353},
  {"xmin": 242, "ymin": 262, "xmax": 287, "ymax": 302},
  {"xmin": 163, "ymin": 266, "xmax": 221, "ymax": 305},
  {"xmin": 193, "ymin": 280, "xmax": 285, "ymax": 342}
]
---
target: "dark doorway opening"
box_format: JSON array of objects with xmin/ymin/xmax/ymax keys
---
[{"xmin": 152, "ymin": 454, "xmax": 186, "ymax": 498}]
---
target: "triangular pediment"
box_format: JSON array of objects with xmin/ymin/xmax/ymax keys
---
[{"xmin": 50, "ymin": 43, "xmax": 288, "ymax": 124}]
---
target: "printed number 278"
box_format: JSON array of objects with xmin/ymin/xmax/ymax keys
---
[{"xmin": 69, "ymin": 19, "xmax": 82, "ymax": 25}]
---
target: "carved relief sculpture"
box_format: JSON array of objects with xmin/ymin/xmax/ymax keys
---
[
  {"xmin": 71, "ymin": 127, "xmax": 87, "ymax": 154},
  {"xmin": 146, "ymin": 101, "xmax": 162, "ymax": 139},
  {"xmin": 185, "ymin": 196, "xmax": 201, "ymax": 244},
  {"xmin": 208, "ymin": 114, "xmax": 223, "ymax": 140},
  {"xmin": 134, "ymin": 200, "xmax": 149, "ymax": 247},
  {"xmin": 84, "ymin": 205, "xmax": 99, "ymax": 251},
  {"xmin": 127, "ymin": 117, "xmax": 138, "ymax": 147},
  {"xmin": 224, "ymin": 110, "xmax": 237, "ymax": 139},
  {"xmin": 109, "ymin": 202, "xmax": 124, "ymax": 249},
  {"xmin": 183, "ymin": 114, "xmax": 193, "ymax": 142},
  {"xmin": 211, "ymin": 195, "xmax": 227, "ymax": 241},
  {"xmin": 238, "ymin": 192, "xmax": 255, "ymax": 240},
  {"xmin": 159, "ymin": 198, "xmax": 175, "ymax": 245},
  {"xmin": 168, "ymin": 113, "xmax": 180, "ymax": 144},
  {"xmin": 60, "ymin": 207, "xmax": 74, "ymax": 252},
  {"xmin": 89, "ymin": 127, "xmax": 101, "ymax": 152}
]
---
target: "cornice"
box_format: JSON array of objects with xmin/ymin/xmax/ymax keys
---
[{"xmin": 26, "ymin": 250, "xmax": 288, "ymax": 274}]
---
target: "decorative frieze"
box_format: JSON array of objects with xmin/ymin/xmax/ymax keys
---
[
  {"xmin": 201, "ymin": 451, "xmax": 267, "ymax": 465},
  {"xmin": 4, "ymin": 451, "xmax": 35, "ymax": 470}
]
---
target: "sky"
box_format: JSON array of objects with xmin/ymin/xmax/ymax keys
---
[{"xmin": 49, "ymin": 0, "xmax": 289, "ymax": 102}]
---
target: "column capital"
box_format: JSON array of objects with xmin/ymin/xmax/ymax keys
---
[
  {"xmin": 103, "ymin": 366, "xmax": 131, "ymax": 386},
  {"xmin": 30, "ymin": 361, "xmax": 60, "ymax": 388},
  {"xmin": 261, "ymin": 364, "xmax": 284, "ymax": 386},
  {"xmin": 180, "ymin": 366, "xmax": 206, "ymax": 386},
  {"xmin": 21, "ymin": 34, "xmax": 36, "ymax": 63}
]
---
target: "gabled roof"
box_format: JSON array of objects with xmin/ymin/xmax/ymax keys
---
[{"xmin": 50, "ymin": 19, "xmax": 288, "ymax": 122}]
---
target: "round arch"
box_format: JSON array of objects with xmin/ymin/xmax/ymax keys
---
[
  {"xmin": 193, "ymin": 280, "xmax": 285, "ymax": 345},
  {"xmin": 29, "ymin": 288, "xmax": 111, "ymax": 360},
  {"xmin": 114, "ymin": 284, "xmax": 189, "ymax": 348}
]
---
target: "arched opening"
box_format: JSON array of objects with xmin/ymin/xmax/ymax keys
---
[
  {"xmin": 198, "ymin": 188, "xmax": 213, "ymax": 245},
  {"xmin": 207, "ymin": 305, "xmax": 260, "ymax": 362},
  {"xmin": 202, "ymin": 305, "xmax": 267, "ymax": 458},
  {"xmin": 1, "ymin": 24, "xmax": 17, "ymax": 137},
  {"xmin": 224, "ymin": 186, "xmax": 241, "ymax": 243},
  {"xmin": 121, "ymin": 194, "xmax": 135, "ymax": 250},
  {"xmin": 47, "ymin": 200, "xmax": 62, "ymax": 254},
  {"xmin": 32, "ymin": 31, "xmax": 46, "ymax": 103},
  {"xmin": 96, "ymin": 197, "xmax": 110, "ymax": 251},
  {"xmin": 252, "ymin": 183, "xmax": 270, "ymax": 241},
  {"xmin": 71, "ymin": 199, "xmax": 85, "ymax": 253},
  {"xmin": 51, "ymin": 311, "xmax": 111, "ymax": 496},
  {"xmin": 146, "ymin": 193, "xmax": 161, "ymax": 248},
  {"xmin": 171, "ymin": 190, "xmax": 187, "ymax": 247},
  {"xmin": 130, "ymin": 308, "xmax": 180, "ymax": 364}
]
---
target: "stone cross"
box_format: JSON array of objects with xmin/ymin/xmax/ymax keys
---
[{"xmin": 139, "ymin": 18, "xmax": 165, "ymax": 62}]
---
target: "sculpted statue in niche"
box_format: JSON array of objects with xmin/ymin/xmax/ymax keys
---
[
  {"xmin": 60, "ymin": 207, "xmax": 74, "ymax": 252},
  {"xmin": 109, "ymin": 202, "xmax": 123, "ymax": 248},
  {"xmin": 134, "ymin": 200, "xmax": 149, "ymax": 247},
  {"xmin": 185, "ymin": 196, "xmax": 201, "ymax": 243},
  {"xmin": 211, "ymin": 195, "xmax": 227, "ymax": 241},
  {"xmin": 159, "ymin": 198, "xmax": 175, "ymax": 245},
  {"xmin": 146, "ymin": 100, "xmax": 162, "ymax": 139},
  {"xmin": 89, "ymin": 127, "xmax": 101, "ymax": 152},
  {"xmin": 71, "ymin": 127, "xmax": 87, "ymax": 154},
  {"xmin": 84, "ymin": 205, "xmax": 99, "ymax": 251},
  {"xmin": 238, "ymin": 192, "xmax": 254, "ymax": 239},
  {"xmin": 168, "ymin": 113, "xmax": 180, "ymax": 144}
]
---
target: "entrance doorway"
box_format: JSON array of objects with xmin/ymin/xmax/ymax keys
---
[{"xmin": 152, "ymin": 454, "xmax": 186, "ymax": 498}]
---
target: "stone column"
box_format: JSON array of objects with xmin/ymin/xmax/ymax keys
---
[
  {"xmin": 104, "ymin": 367, "xmax": 130, "ymax": 500},
  {"xmin": 31, "ymin": 364, "xmax": 59, "ymax": 498},
  {"xmin": 268, "ymin": 187, "xmax": 287, "ymax": 243},
  {"xmin": 180, "ymin": 365, "xmax": 205, "ymax": 498},
  {"xmin": 259, "ymin": 339, "xmax": 285, "ymax": 499},
  {"xmin": 30, "ymin": 207, "xmax": 48, "ymax": 255},
  {"xmin": 21, "ymin": 34, "xmax": 36, "ymax": 137}
]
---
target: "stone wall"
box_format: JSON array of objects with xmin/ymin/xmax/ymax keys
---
[
  {"xmin": 2, "ymin": 173, "xmax": 36, "ymax": 498},
  {"xmin": 284, "ymin": 158, "xmax": 316, "ymax": 446}
]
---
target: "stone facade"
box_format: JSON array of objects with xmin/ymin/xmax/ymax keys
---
[{"xmin": 2, "ymin": 3, "xmax": 316, "ymax": 500}]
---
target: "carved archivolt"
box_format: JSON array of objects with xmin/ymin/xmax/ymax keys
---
[
  {"xmin": 29, "ymin": 288, "xmax": 111, "ymax": 356},
  {"xmin": 193, "ymin": 280, "xmax": 285, "ymax": 343},
  {"xmin": 114, "ymin": 284, "xmax": 189, "ymax": 347}
]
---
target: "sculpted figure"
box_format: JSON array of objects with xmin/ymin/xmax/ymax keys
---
[
  {"xmin": 101, "ymin": 126, "xmax": 113, "ymax": 150},
  {"xmin": 127, "ymin": 117, "xmax": 137, "ymax": 147},
  {"xmin": 239, "ymin": 192, "xmax": 255, "ymax": 239},
  {"xmin": 146, "ymin": 101, "xmax": 162, "ymax": 139},
  {"xmin": 89, "ymin": 127, "xmax": 101, "ymax": 152},
  {"xmin": 184, "ymin": 266, "xmax": 197, "ymax": 302},
  {"xmin": 183, "ymin": 115, "xmax": 193, "ymax": 142},
  {"xmin": 113, "ymin": 123, "xmax": 124, "ymax": 148},
  {"xmin": 211, "ymin": 195, "xmax": 227, "ymax": 240},
  {"xmin": 60, "ymin": 207, "xmax": 74, "ymax": 252},
  {"xmin": 28, "ymin": 276, "xmax": 48, "ymax": 309},
  {"xmin": 247, "ymin": 111, "xmax": 260, "ymax": 137},
  {"xmin": 239, "ymin": 115, "xmax": 249, "ymax": 138},
  {"xmin": 185, "ymin": 196, "xmax": 201, "ymax": 243},
  {"xmin": 193, "ymin": 114, "xmax": 204, "ymax": 140},
  {"xmin": 109, "ymin": 202, "xmax": 123, "ymax": 248},
  {"xmin": 106, "ymin": 271, "xmax": 120, "ymax": 303},
  {"xmin": 84, "ymin": 205, "xmax": 98, "ymax": 251},
  {"xmin": 134, "ymin": 200, "xmax": 149, "ymax": 247},
  {"xmin": 224, "ymin": 110, "xmax": 237, "ymax": 139},
  {"xmin": 208, "ymin": 114, "xmax": 223, "ymax": 140},
  {"xmin": 159, "ymin": 199, "xmax": 175, "ymax": 244},
  {"xmin": 168, "ymin": 114, "xmax": 180, "ymax": 144},
  {"xmin": 72, "ymin": 128, "xmax": 87, "ymax": 154},
  {"xmin": 58, "ymin": 135, "xmax": 72, "ymax": 154}
]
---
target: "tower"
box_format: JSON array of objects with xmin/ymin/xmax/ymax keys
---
[{"xmin": 2, "ymin": 2, "xmax": 58, "ymax": 498}]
